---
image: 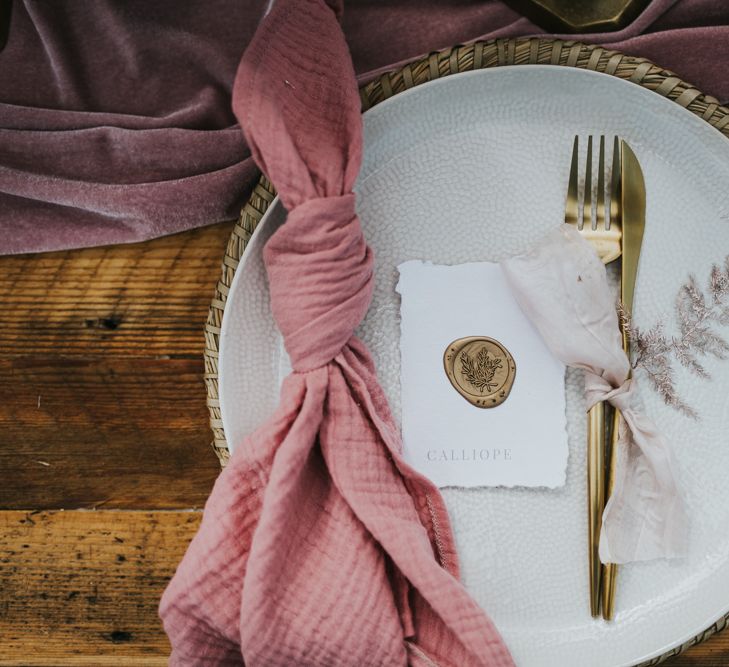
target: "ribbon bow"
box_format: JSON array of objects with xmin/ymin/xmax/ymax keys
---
[{"xmin": 502, "ymin": 224, "xmax": 688, "ymax": 563}]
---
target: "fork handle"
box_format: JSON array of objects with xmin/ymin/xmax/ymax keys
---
[{"xmin": 588, "ymin": 401, "xmax": 606, "ymax": 617}]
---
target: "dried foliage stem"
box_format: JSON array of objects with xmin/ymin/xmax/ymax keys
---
[{"xmin": 624, "ymin": 257, "xmax": 729, "ymax": 419}]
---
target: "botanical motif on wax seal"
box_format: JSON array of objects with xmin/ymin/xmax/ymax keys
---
[
  {"xmin": 443, "ymin": 336, "xmax": 516, "ymax": 408},
  {"xmin": 459, "ymin": 347, "xmax": 503, "ymax": 393}
]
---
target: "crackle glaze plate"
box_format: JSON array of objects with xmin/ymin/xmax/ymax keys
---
[{"xmin": 218, "ymin": 66, "xmax": 729, "ymax": 667}]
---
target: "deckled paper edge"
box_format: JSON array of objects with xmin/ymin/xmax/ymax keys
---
[{"xmin": 396, "ymin": 259, "xmax": 570, "ymax": 490}]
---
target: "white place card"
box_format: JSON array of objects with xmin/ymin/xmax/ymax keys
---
[{"xmin": 396, "ymin": 260, "xmax": 568, "ymax": 488}]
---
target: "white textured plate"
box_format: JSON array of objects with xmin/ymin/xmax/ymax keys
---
[{"xmin": 219, "ymin": 66, "xmax": 729, "ymax": 667}]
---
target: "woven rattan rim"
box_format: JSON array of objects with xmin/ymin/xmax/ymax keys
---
[{"xmin": 203, "ymin": 38, "xmax": 729, "ymax": 665}]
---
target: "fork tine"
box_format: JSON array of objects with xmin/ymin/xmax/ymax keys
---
[
  {"xmin": 597, "ymin": 136, "xmax": 606, "ymax": 230},
  {"xmin": 585, "ymin": 136, "xmax": 593, "ymax": 231},
  {"xmin": 566, "ymin": 136, "xmax": 579, "ymax": 227}
]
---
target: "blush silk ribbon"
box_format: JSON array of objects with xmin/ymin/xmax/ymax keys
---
[
  {"xmin": 158, "ymin": 1, "xmax": 515, "ymax": 665},
  {"xmin": 502, "ymin": 225, "xmax": 688, "ymax": 564}
]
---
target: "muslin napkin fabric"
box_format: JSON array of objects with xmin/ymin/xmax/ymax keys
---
[
  {"xmin": 502, "ymin": 225, "xmax": 688, "ymax": 563},
  {"xmin": 158, "ymin": 1, "xmax": 515, "ymax": 665}
]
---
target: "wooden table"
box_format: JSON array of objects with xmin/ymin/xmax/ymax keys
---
[{"xmin": 0, "ymin": 222, "xmax": 725, "ymax": 665}]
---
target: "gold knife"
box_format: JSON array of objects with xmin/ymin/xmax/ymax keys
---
[{"xmin": 601, "ymin": 140, "xmax": 646, "ymax": 620}]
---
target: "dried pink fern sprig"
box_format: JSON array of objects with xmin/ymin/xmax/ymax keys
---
[{"xmin": 623, "ymin": 256, "xmax": 729, "ymax": 419}]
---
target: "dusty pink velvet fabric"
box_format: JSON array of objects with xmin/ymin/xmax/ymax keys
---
[
  {"xmin": 1, "ymin": 0, "xmax": 729, "ymax": 254},
  {"xmin": 158, "ymin": 2, "xmax": 516, "ymax": 665}
]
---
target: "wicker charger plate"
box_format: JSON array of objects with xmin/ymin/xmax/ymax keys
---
[{"xmin": 203, "ymin": 38, "xmax": 729, "ymax": 665}]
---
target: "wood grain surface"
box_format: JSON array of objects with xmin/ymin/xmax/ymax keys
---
[
  {"xmin": 0, "ymin": 223, "xmax": 725, "ymax": 664},
  {"xmin": 0, "ymin": 356, "xmax": 217, "ymax": 509},
  {"xmin": 0, "ymin": 509, "xmax": 200, "ymax": 666},
  {"xmin": 0, "ymin": 225, "xmax": 233, "ymax": 509}
]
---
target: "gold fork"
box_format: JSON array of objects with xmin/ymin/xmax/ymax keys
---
[{"xmin": 565, "ymin": 135, "xmax": 622, "ymax": 617}]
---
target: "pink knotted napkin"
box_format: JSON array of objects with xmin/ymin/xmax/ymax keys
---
[
  {"xmin": 502, "ymin": 225, "xmax": 688, "ymax": 563},
  {"xmin": 159, "ymin": 1, "xmax": 515, "ymax": 665}
]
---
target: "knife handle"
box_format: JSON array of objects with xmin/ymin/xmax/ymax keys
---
[
  {"xmin": 602, "ymin": 406, "xmax": 620, "ymax": 619},
  {"xmin": 588, "ymin": 401, "xmax": 606, "ymax": 617}
]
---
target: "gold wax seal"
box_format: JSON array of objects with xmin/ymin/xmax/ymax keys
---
[{"xmin": 443, "ymin": 336, "xmax": 516, "ymax": 408}]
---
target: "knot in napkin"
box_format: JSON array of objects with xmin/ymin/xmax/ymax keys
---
[
  {"xmin": 159, "ymin": 2, "xmax": 515, "ymax": 666},
  {"xmin": 502, "ymin": 224, "xmax": 688, "ymax": 564},
  {"xmin": 264, "ymin": 193, "xmax": 374, "ymax": 371}
]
